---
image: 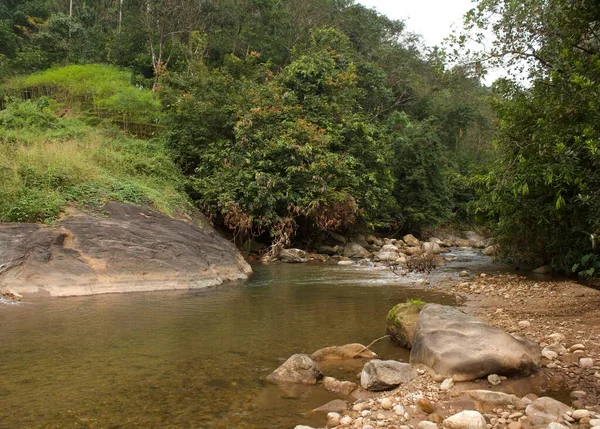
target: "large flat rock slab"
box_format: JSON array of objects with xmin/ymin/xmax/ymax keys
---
[
  {"xmin": 0, "ymin": 203, "xmax": 251, "ymax": 296},
  {"xmin": 410, "ymin": 304, "xmax": 540, "ymax": 381}
]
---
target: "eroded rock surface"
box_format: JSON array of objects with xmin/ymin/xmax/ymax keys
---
[
  {"xmin": 410, "ymin": 304, "xmax": 541, "ymax": 381},
  {"xmin": 0, "ymin": 203, "xmax": 251, "ymax": 297}
]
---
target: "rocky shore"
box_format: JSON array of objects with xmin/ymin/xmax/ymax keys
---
[{"xmin": 278, "ymin": 259, "xmax": 600, "ymax": 429}]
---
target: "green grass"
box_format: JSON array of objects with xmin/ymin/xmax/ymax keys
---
[
  {"xmin": 3, "ymin": 64, "xmax": 161, "ymax": 128},
  {"xmin": 0, "ymin": 98, "xmax": 189, "ymax": 223}
]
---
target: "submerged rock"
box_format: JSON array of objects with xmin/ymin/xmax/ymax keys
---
[
  {"xmin": 360, "ymin": 359, "xmax": 416, "ymax": 391},
  {"xmin": 322, "ymin": 376, "xmax": 357, "ymax": 395},
  {"xmin": 0, "ymin": 202, "xmax": 251, "ymax": 297},
  {"xmin": 266, "ymin": 354, "xmax": 323, "ymax": 385},
  {"xmin": 311, "ymin": 343, "xmax": 377, "ymax": 362},
  {"xmin": 410, "ymin": 304, "xmax": 541, "ymax": 381}
]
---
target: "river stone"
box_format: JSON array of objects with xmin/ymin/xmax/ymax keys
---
[
  {"xmin": 443, "ymin": 410, "xmax": 486, "ymax": 429},
  {"xmin": 465, "ymin": 390, "xmax": 526, "ymax": 411},
  {"xmin": 322, "ymin": 377, "xmax": 358, "ymax": 395},
  {"xmin": 360, "ymin": 359, "xmax": 416, "ymax": 391},
  {"xmin": 533, "ymin": 265, "xmax": 552, "ymax": 274},
  {"xmin": 386, "ymin": 301, "xmax": 423, "ymax": 349},
  {"xmin": 294, "ymin": 426, "xmax": 315, "ymax": 429},
  {"xmin": 343, "ymin": 242, "xmax": 370, "ymax": 259},
  {"xmin": 547, "ymin": 424, "xmax": 569, "ymax": 429},
  {"xmin": 482, "ymin": 245, "xmax": 496, "ymax": 256},
  {"xmin": 422, "ymin": 242, "xmax": 442, "ymax": 254},
  {"xmin": 266, "ymin": 354, "xmax": 323, "ymax": 385},
  {"xmin": 311, "ymin": 343, "xmax": 377, "ymax": 361},
  {"xmin": 525, "ymin": 397, "xmax": 572, "ymax": 425},
  {"xmin": 418, "ymin": 421, "xmax": 439, "ymax": 429},
  {"xmin": 375, "ymin": 251, "xmax": 400, "ymax": 262},
  {"xmin": 0, "ymin": 202, "xmax": 252, "ymax": 297},
  {"xmin": 410, "ymin": 304, "xmax": 541, "ymax": 381},
  {"xmin": 316, "ymin": 245, "xmax": 337, "ymax": 256},
  {"xmin": 403, "ymin": 234, "xmax": 421, "ymax": 246},
  {"xmin": 311, "ymin": 399, "xmax": 348, "ymax": 414},
  {"xmin": 278, "ymin": 248, "xmax": 307, "ymax": 263}
]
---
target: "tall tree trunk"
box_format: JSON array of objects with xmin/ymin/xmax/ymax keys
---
[{"xmin": 118, "ymin": 0, "xmax": 123, "ymax": 33}]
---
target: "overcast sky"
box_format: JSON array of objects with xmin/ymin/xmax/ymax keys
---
[{"xmin": 356, "ymin": 0, "xmax": 476, "ymax": 47}]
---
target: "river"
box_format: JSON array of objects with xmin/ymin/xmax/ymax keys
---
[{"xmin": 0, "ymin": 249, "xmax": 509, "ymax": 428}]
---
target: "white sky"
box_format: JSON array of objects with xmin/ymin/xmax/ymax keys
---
[
  {"xmin": 356, "ymin": 0, "xmax": 476, "ymax": 47},
  {"xmin": 356, "ymin": 0, "xmax": 508, "ymax": 84}
]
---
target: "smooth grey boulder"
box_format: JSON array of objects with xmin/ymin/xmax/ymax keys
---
[
  {"xmin": 525, "ymin": 397, "xmax": 572, "ymax": 425},
  {"xmin": 410, "ymin": 304, "xmax": 541, "ymax": 381},
  {"xmin": 266, "ymin": 354, "xmax": 323, "ymax": 385},
  {"xmin": 360, "ymin": 359, "xmax": 416, "ymax": 391}
]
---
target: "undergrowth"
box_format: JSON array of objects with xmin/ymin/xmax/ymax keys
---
[{"xmin": 0, "ymin": 98, "xmax": 188, "ymax": 223}]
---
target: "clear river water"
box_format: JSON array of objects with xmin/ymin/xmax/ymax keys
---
[{"xmin": 0, "ymin": 249, "xmax": 510, "ymax": 429}]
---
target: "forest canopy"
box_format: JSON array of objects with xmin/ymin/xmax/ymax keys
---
[{"xmin": 0, "ymin": 0, "xmax": 597, "ymax": 277}]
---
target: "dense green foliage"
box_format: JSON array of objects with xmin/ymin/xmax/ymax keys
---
[
  {"xmin": 0, "ymin": 97, "xmax": 187, "ymax": 222},
  {"xmin": 0, "ymin": 0, "xmax": 496, "ymax": 245},
  {"xmin": 462, "ymin": 0, "xmax": 600, "ymax": 276}
]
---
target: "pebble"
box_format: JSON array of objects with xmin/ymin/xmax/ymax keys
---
[
  {"xmin": 547, "ymin": 424, "xmax": 569, "ymax": 429},
  {"xmin": 518, "ymin": 320, "xmax": 531, "ymax": 328},
  {"xmin": 590, "ymin": 420, "xmax": 600, "ymax": 427},
  {"xmin": 572, "ymin": 410, "xmax": 591, "ymax": 420},
  {"xmin": 487, "ymin": 374, "xmax": 502, "ymax": 386},
  {"xmin": 380, "ymin": 398, "xmax": 393, "ymax": 410},
  {"xmin": 579, "ymin": 357, "xmax": 594, "ymax": 368},
  {"xmin": 417, "ymin": 422, "xmax": 439, "ymax": 429},
  {"xmin": 363, "ymin": 426, "xmax": 375, "ymax": 429},
  {"xmin": 327, "ymin": 412, "xmax": 341, "ymax": 426},
  {"xmin": 393, "ymin": 405, "xmax": 405, "ymax": 416},
  {"xmin": 542, "ymin": 349, "xmax": 558, "ymax": 360},
  {"xmin": 459, "ymin": 270, "xmax": 469, "ymax": 277},
  {"xmin": 440, "ymin": 378, "xmax": 455, "ymax": 391},
  {"xmin": 569, "ymin": 344, "xmax": 585, "ymax": 352},
  {"xmin": 507, "ymin": 422, "xmax": 522, "ymax": 429},
  {"xmin": 340, "ymin": 415, "xmax": 353, "ymax": 425},
  {"xmin": 548, "ymin": 333, "xmax": 566, "ymax": 343}
]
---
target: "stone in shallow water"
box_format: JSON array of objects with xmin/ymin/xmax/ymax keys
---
[
  {"xmin": 410, "ymin": 304, "xmax": 541, "ymax": 381},
  {"xmin": 266, "ymin": 354, "xmax": 323, "ymax": 385},
  {"xmin": 311, "ymin": 343, "xmax": 376, "ymax": 361}
]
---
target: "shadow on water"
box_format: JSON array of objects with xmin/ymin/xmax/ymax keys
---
[{"xmin": 0, "ymin": 251, "xmax": 504, "ymax": 429}]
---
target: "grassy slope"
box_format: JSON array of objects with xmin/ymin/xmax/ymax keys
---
[{"xmin": 0, "ymin": 68, "xmax": 189, "ymax": 223}]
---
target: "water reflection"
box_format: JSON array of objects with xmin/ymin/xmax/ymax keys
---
[{"xmin": 0, "ymin": 262, "xmax": 460, "ymax": 428}]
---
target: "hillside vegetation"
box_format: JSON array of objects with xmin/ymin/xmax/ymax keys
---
[{"xmin": 0, "ymin": 0, "xmax": 598, "ymax": 278}]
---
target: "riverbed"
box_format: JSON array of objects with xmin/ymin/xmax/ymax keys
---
[{"xmin": 0, "ymin": 249, "xmax": 508, "ymax": 428}]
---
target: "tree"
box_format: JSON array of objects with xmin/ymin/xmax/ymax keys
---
[{"xmin": 465, "ymin": 0, "xmax": 600, "ymax": 274}]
